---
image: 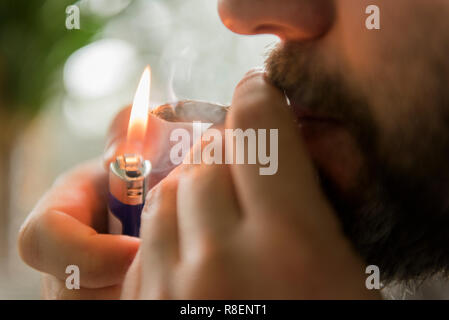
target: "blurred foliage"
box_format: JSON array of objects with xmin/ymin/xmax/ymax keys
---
[{"xmin": 0, "ymin": 0, "xmax": 105, "ymax": 118}]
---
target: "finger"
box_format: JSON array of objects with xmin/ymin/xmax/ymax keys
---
[
  {"xmin": 177, "ymin": 137, "xmax": 241, "ymax": 252},
  {"xmin": 18, "ymin": 159, "xmax": 140, "ymax": 288},
  {"xmin": 227, "ymin": 71, "xmax": 332, "ymax": 226},
  {"xmin": 139, "ymin": 170, "xmax": 180, "ymax": 298},
  {"xmin": 41, "ymin": 274, "xmax": 122, "ymax": 300}
]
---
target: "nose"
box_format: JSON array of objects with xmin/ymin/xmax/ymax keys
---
[{"xmin": 218, "ymin": 0, "xmax": 334, "ymax": 41}]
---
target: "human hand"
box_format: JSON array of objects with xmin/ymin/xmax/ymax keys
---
[
  {"xmin": 18, "ymin": 159, "xmax": 139, "ymax": 299},
  {"xmin": 121, "ymin": 71, "xmax": 381, "ymax": 299},
  {"xmin": 17, "ymin": 106, "xmax": 189, "ymax": 299}
]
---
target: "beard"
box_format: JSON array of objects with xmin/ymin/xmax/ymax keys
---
[{"xmin": 265, "ymin": 42, "xmax": 449, "ymax": 283}]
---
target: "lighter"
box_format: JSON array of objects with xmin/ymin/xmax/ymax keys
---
[
  {"xmin": 108, "ymin": 66, "xmax": 152, "ymax": 237},
  {"xmin": 108, "ymin": 66, "xmax": 228, "ymax": 237},
  {"xmin": 108, "ymin": 154, "xmax": 151, "ymax": 236}
]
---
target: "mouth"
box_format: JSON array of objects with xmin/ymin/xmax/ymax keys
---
[
  {"xmin": 287, "ymin": 94, "xmax": 363, "ymax": 191},
  {"xmin": 288, "ymin": 95, "xmax": 344, "ymax": 140}
]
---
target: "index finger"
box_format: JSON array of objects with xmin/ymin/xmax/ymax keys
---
[{"xmin": 18, "ymin": 159, "xmax": 140, "ymax": 288}]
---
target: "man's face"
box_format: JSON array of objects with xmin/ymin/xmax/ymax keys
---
[{"xmin": 218, "ymin": 0, "xmax": 449, "ymax": 281}]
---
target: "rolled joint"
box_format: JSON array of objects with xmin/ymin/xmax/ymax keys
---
[{"xmin": 151, "ymin": 100, "xmax": 229, "ymax": 124}]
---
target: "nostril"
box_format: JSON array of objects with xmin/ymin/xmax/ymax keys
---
[
  {"xmin": 253, "ymin": 24, "xmax": 284, "ymax": 36},
  {"xmin": 252, "ymin": 24, "xmax": 310, "ymax": 41},
  {"xmin": 218, "ymin": 0, "xmax": 335, "ymax": 41}
]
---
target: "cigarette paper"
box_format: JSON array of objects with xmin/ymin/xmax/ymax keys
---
[{"xmin": 152, "ymin": 100, "xmax": 229, "ymax": 124}]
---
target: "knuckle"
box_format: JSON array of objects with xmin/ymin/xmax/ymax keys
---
[
  {"xmin": 233, "ymin": 72, "xmax": 266, "ymax": 106},
  {"xmin": 237, "ymin": 69, "xmax": 265, "ymax": 90},
  {"xmin": 193, "ymin": 234, "xmax": 226, "ymax": 265},
  {"xmin": 141, "ymin": 179, "xmax": 177, "ymax": 238},
  {"xmin": 18, "ymin": 207, "xmax": 60, "ymax": 271},
  {"xmin": 142, "ymin": 178, "xmax": 175, "ymax": 221},
  {"xmin": 144, "ymin": 175, "xmax": 177, "ymax": 207},
  {"xmin": 142, "ymin": 185, "xmax": 162, "ymax": 217}
]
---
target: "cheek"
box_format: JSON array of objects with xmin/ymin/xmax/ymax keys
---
[
  {"xmin": 329, "ymin": 0, "xmax": 439, "ymax": 134},
  {"xmin": 335, "ymin": 0, "xmax": 416, "ymax": 72}
]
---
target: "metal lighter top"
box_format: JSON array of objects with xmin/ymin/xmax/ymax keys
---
[{"xmin": 108, "ymin": 154, "xmax": 151, "ymax": 236}]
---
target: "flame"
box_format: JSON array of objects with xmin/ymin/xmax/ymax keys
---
[{"xmin": 127, "ymin": 66, "xmax": 151, "ymax": 151}]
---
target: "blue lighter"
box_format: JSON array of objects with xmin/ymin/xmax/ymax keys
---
[{"xmin": 108, "ymin": 154, "xmax": 152, "ymax": 237}]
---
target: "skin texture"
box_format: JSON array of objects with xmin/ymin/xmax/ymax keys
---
[
  {"xmin": 18, "ymin": 159, "xmax": 138, "ymax": 299},
  {"xmin": 223, "ymin": 0, "xmax": 449, "ymax": 281},
  {"xmin": 121, "ymin": 71, "xmax": 377, "ymax": 299},
  {"xmin": 18, "ymin": 0, "xmax": 449, "ymax": 298},
  {"xmin": 18, "ymin": 71, "xmax": 378, "ymax": 299}
]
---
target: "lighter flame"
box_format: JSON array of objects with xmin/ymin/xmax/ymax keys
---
[{"xmin": 127, "ymin": 66, "xmax": 151, "ymax": 150}]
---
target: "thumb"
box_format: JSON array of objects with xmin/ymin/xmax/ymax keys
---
[{"xmin": 227, "ymin": 70, "xmax": 336, "ymax": 230}]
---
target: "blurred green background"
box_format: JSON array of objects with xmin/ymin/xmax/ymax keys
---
[{"xmin": 0, "ymin": 0, "xmax": 275, "ymax": 298}]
